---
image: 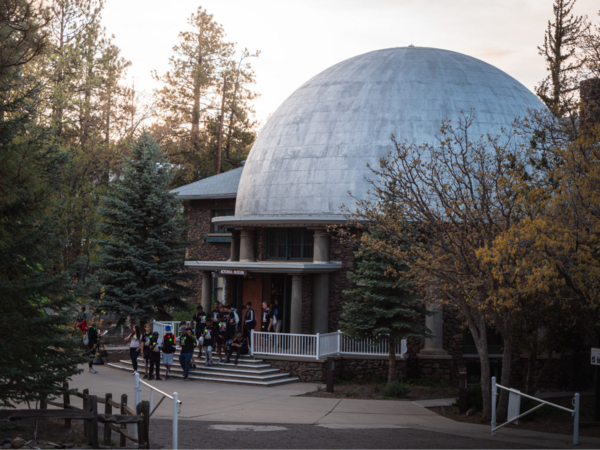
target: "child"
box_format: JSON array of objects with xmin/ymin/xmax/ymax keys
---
[
  {"xmin": 141, "ymin": 323, "xmax": 152, "ymax": 379},
  {"xmin": 148, "ymin": 331, "xmax": 162, "ymax": 380},
  {"xmin": 161, "ymin": 325, "xmax": 176, "ymax": 380},
  {"xmin": 212, "ymin": 301, "xmax": 220, "ymax": 322},
  {"xmin": 179, "ymin": 320, "xmax": 196, "ymax": 369},
  {"xmin": 203, "ymin": 318, "xmax": 217, "ymax": 367}
]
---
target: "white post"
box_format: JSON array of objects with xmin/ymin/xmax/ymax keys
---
[
  {"xmin": 574, "ymin": 393, "xmax": 580, "ymax": 445},
  {"xmin": 316, "ymin": 333, "xmax": 320, "ymax": 360},
  {"xmin": 337, "ymin": 330, "xmax": 341, "ymax": 355},
  {"xmin": 134, "ymin": 372, "xmax": 140, "ymax": 439},
  {"xmin": 491, "ymin": 376, "xmax": 497, "ymax": 436},
  {"xmin": 173, "ymin": 392, "xmax": 178, "ymax": 450},
  {"xmin": 250, "ymin": 329, "xmax": 254, "ymax": 356}
]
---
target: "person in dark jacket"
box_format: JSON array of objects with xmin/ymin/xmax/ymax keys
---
[
  {"xmin": 148, "ymin": 331, "xmax": 162, "ymax": 380},
  {"xmin": 178, "ymin": 327, "xmax": 196, "ymax": 380},
  {"xmin": 87, "ymin": 317, "xmax": 99, "ymax": 374},
  {"xmin": 242, "ymin": 302, "xmax": 256, "ymax": 340},
  {"xmin": 226, "ymin": 333, "xmax": 248, "ymax": 365},
  {"xmin": 141, "ymin": 323, "xmax": 152, "ymax": 379}
]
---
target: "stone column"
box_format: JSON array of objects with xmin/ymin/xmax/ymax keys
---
[
  {"xmin": 312, "ymin": 274, "xmax": 329, "ymax": 334},
  {"xmin": 201, "ymin": 271, "xmax": 212, "ymax": 313},
  {"xmin": 230, "ymin": 230, "xmax": 240, "ymax": 261},
  {"xmin": 313, "ymin": 229, "xmax": 330, "ymax": 263},
  {"xmin": 290, "ymin": 275, "xmax": 303, "ymax": 334},
  {"xmin": 240, "ymin": 229, "xmax": 255, "ymax": 262},
  {"xmin": 420, "ymin": 302, "xmax": 448, "ymax": 356}
]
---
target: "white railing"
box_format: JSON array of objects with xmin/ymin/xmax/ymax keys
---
[
  {"xmin": 491, "ymin": 377, "xmax": 580, "ymax": 445},
  {"xmin": 251, "ymin": 330, "xmax": 407, "ymax": 360},
  {"xmin": 153, "ymin": 320, "xmax": 191, "ymax": 337},
  {"xmin": 134, "ymin": 373, "xmax": 182, "ymax": 449}
]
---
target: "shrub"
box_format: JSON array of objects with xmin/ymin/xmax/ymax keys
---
[
  {"xmin": 466, "ymin": 383, "xmax": 483, "ymax": 410},
  {"xmin": 383, "ymin": 380, "xmax": 410, "ymax": 398}
]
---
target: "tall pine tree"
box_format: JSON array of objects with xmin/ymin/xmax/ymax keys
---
[
  {"xmin": 341, "ymin": 247, "xmax": 432, "ymax": 383},
  {"xmin": 0, "ymin": 0, "xmax": 85, "ymax": 408},
  {"xmin": 96, "ymin": 133, "xmax": 195, "ymax": 323}
]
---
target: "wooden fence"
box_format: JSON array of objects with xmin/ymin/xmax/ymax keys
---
[{"xmin": 0, "ymin": 382, "xmax": 150, "ymax": 449}]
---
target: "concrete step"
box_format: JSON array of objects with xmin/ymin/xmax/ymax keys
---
[
  {"xmin": 117, "ymin": 359, "xmax": 280, "ymax": 375},
  {"xmin": 107, "ymin": 363, "xmax": 299, "ymax": 387}
]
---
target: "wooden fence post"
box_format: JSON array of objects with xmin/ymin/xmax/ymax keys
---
[
  {"xmin": 40, "ymin": 396, "xmax": 47, "ymax": 410},
  {"xmin": 89, "ymin": 395, "xmax": 99, "ymax": 449},
  {"xmin": 136, "ymin": 401, "xmax": 150, "ymax": 449},
  {"xmin": 63, "ymin": 382, "xmax": 71, "ymax": 429},
  {"xmin": 82, "ymin": 390, "xmax": 89, "ymax": 442},
  {"xmin": 103, "ymin": 393, "xmax": 112, "ymax": 446},
  {"xmin": 119, "ymin": 394, "xmax": 127, "ymax": 448}
]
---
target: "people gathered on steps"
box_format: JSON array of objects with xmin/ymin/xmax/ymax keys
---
[{"xmin": 111, "ymin": 301, "xmax": 283, "ymax": 380}]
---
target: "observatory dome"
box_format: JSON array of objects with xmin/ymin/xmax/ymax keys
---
[{"xmin": 232, "ymin": 47, "xmax": 544, "ymax": 223}]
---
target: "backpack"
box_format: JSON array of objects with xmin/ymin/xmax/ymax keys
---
[{"xmin": 162, "ymin": 333, "xmax": 176, "ymax": 353}]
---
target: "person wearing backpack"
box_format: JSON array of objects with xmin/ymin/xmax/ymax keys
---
[
  {"xmin": 161, "ymin": 325, "xmax": 176, "ymax": 380},
  {"xmin": 87, "ymin": 317, "xmax": 99, "ymax": 374},
  {"xmin": 179, "ymin": 326, "xmax": 196, "ymax": 380}
]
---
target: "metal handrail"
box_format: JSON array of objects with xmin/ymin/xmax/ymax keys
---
[
  {"xmin": 491, "ymin": 377, "xmax": 580, "ymax": 445},
  {"xmin": 135, "ymin": 373, "xmax": 181, "ymax": 449}
]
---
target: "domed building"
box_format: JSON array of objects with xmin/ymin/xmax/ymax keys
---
[{"xmin": 174, "ymin": 47, "xmax": 543, "ymax": 381}]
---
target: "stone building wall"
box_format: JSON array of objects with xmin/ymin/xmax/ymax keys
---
[
  {"xmin": 264, "ymin": 356, "xmax": 408, "ymax": 384},
  {"xmin": 183, "ymin": 198, "xmax": 235, "ymax": 304}
]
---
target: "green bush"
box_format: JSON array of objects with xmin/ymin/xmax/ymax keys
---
[
  {"xmin": 383, "ymin": 380, "xmax": 410, "ymax": 398},
  {"xmin": 466, "ymin": 383, "xmax": 483, "ymax": 410}
]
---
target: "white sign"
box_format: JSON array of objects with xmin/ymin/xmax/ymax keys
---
[{"xmin": 591, "ymin": 348, "xmax": 600, "ymax": 365}]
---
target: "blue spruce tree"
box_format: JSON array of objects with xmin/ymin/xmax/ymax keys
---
[{"xmin": 96, "ymin": 133, "xmax": 196, "ymax": 323}]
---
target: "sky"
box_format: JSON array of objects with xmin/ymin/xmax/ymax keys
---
[{"xmin": 102, "ymin": 0, "xmax": 600, "ymax": 126}]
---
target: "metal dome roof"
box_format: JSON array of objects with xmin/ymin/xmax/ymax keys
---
[{"xmin": 227, "ymin": 46, "xmax": 544, "ymax": 224}]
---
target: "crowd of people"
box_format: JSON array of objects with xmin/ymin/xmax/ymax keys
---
[{"xmin": 122, "ymin": 300, "xmax": 284, "ymax": 381}]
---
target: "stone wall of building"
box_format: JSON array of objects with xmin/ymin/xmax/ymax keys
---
[
  {"xmin": 327, "ymin": 231, "xmax": 356, "ymax": 332},
  {"xmin": 264, "ymin": 356, "xmax": 408, "ymax": 384},
  {"xmin": 183, "ymin": 198, "xmax": 235, "ymax": 304}
]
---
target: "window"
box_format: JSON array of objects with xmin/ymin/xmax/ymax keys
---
[
  {"xmin": 266, "ymin": 229, "xmax": 314, "ymax": 260},
  {"xmin": 212, "ymin": 209, "xmax": 234, "ymax": 233}
]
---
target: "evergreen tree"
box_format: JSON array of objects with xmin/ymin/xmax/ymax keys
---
[
  {"xmin": 0, "ymin": 0, "xmax": 85, "ymax": 408},
  {"xmin": 341, "ymin": 247, "xmax": 432, "ymax": 383},
  {"xmin": 96, "ymin": 133, "xmax": 196, "ymax": 324},
  {"xmin": 536, "ymin": 0, "xmax": 587, "ymax": 117}
]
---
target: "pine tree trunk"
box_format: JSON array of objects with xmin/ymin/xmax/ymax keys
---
[
  {"xmin": 191, "ymin": 46, "xmax": 203, "ymax": 155},
  {"xmin": 216, "ymin": 76, "xmax": 227, "ymax": 174},
  {"xmin": 388, "ymin": 341, "xmax": 396, "ymax": 384}
]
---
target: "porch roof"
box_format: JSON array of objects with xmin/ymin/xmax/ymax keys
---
[{"xmin": 184, "ymin": 260, "xmax": 342, "ymax": 274}]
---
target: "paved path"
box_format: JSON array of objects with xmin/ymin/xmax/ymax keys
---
[{"xmin": 66, "ymin": 365, "xmax": 600, "ymax": 449}]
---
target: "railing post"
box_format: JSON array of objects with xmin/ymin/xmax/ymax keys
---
[
  {"xmin": 136, "ymin": 401, "xmax": 149, "ymax": 449},
  {"xmin": 337, "ymin": 330, "xmax": 341, "ymax": 354},
  {"xmin": 63, "ymin": 381, "xmax": 71, "ymax": 429},
  {"xmin": 134, "ymin": 373, "xmax": 140, "ymax": 439},
  {"xmin": 119, "ymin": 394, "xmax": 127, "ymax": 448},
  {"xmin": 90, "ymin": 395, "xmax": 99, "ymax": 449},
  {"xmin": 104, "ymin": 393, "xmax": 112, "ymax": 446},
  {"xmin": 173, "ymin": 392, "xmax": 179, "ymax": 450},
  {"xmin": 491, "ymin": 376, "xmax": 497, "ymax": 436},
  {"xmin": 574, "ymin": 393, "xmax": 580, "ymax": 445},
  {"xmin": 316, "ymin": 333, "xmax": 320, "ymax": 360},
  {"xmin": 250, "ymin": 329, "xmax": 254, "ymax": 356},
  {"xmin": 83, "ymin": 389, "xmax": 89, "ymax": 442}
]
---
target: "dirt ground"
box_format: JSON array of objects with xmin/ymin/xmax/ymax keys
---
[
  {"xmin": 429, "ymin": 395, "xmax": 600, "ymax": 438},
  {"xmin": 301, "ymin": 382, "xmax": 458, "ymax": 401},
  {"xmin": 0, "ymin": 419, "xmax": 86, "ymax": 447}
]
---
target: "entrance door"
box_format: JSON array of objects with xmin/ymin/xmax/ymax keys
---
[{"xmin": 242, "ymin": 273, "xmax": 262, "ymax": 332}]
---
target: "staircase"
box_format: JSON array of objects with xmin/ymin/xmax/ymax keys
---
[{"xmin": 107, "ymin": 348, "xmax": 299, "ymax": 387}]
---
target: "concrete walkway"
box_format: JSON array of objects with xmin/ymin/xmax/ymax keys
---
[{"xmin": 65, "ymin": 365, "xmax": 600, "ymax": 449}]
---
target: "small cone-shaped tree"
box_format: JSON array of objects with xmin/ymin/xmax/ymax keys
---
[
  {"xmin": 341, "ymin": 248, "xmax": 432, "ymax": 383},
  {"xmin": 96, "ymin": 133, "xmax": 196, "ymax": 323}
]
